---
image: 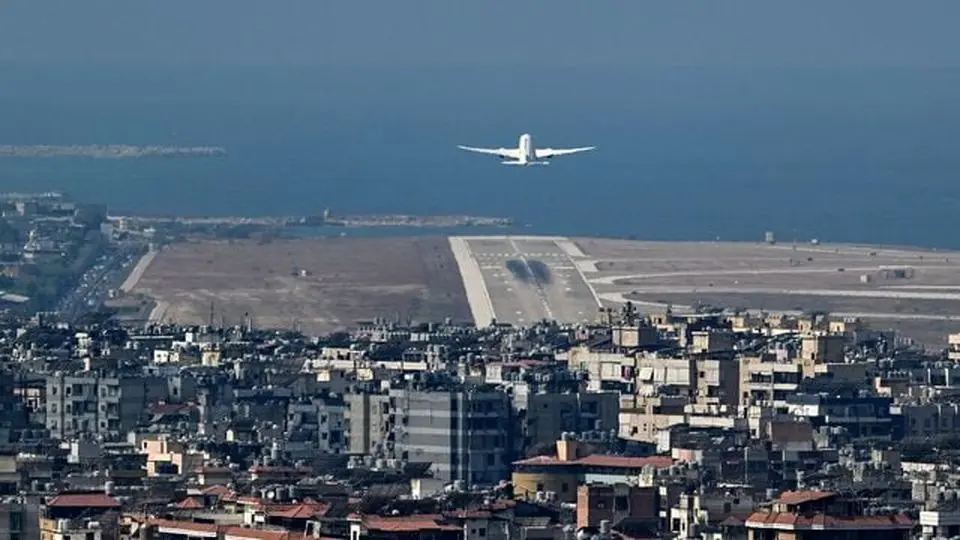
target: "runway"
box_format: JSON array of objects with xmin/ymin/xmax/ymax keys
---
[{"xmin": 449, "ymin": 236, "xmax": 602, "ymax": 327}]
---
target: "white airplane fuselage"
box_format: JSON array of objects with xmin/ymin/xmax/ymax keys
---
[
  {"xmin": 508, "ymin": 133, "xmax": 547, "ymax": 166},
  {"xmin": 457, "ymin": 132, "xmax": 594, "ymax": 165}
]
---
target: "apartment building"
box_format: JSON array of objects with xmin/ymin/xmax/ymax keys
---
[
  {"xmin": 45, "ymin": 374, "xmax": 146, "ymax": 440},
  {"xmin": 345, "ymin": 393, "xmax": 389, "ymax": 456},
  {"xmin": 521, "ymin": 392, "xmax": 619, "ymax": 448},
  {"xmin": 739, "ymin": 353, "xmax": 803, "ymax": 410},
  {"xmin": 390, "ymin": 387, "xmax": 512, "ymax": 485}
]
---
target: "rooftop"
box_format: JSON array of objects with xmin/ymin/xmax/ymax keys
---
[{"xmin": 512, "ymin": 454, "xmax": 674, "ymax": 469}]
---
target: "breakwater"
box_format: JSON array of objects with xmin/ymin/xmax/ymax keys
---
[{"xmin": 0, "ymin": 145, "xmax": 227, "ymax": 159}]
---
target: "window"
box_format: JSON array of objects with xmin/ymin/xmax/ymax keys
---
[
  {"xmin": 536, "ymin": 483, "xmax": 544, "ymax": 491},
  {"xmin": 478, "ymin": 528, "xmax": 486, "ymax": 537},
  {"xmin": 615, "ymin": 496, "xmax": 628, "ymax": 511},
  {"xmin": 10, "ymin": 511, "xmax": 21, "ymax": 531},
  {"xmin": 561, "ymin": 483, "xmax": 569, "ymax": 493}
]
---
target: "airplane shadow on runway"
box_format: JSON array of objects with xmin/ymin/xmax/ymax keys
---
[{"xmin": 505, "ymin": 259, "xmax": 553, "ymax": 284}]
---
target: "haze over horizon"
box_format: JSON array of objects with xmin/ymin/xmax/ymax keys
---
[
  {"xmin": 1, "ymin": 2, "xmax": 959, "ymax": 248},
  {"xmin": 2, "ymin": 2, "xmax": 960, "ymax": 69}
]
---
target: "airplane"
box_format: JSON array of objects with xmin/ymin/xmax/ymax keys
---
[{"xmin": 457, "ymin": 133, "xmax": 595, "ymax": 166}]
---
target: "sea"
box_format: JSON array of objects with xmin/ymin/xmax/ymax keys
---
[{"xmin": 1, "ymin": 64, "xmax": 959, "ymax": 247}]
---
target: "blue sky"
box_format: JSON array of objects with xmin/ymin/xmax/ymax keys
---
[{"xmin": 2, "ymin": 1, "xmax": 959, "ymax": 68}]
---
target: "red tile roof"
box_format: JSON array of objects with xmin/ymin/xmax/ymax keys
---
[
  {"xmin": 773, "ymin": 491, "xmax": 837, "ymax": 505},
  {"xmin": 202, "ymin": 484, "xmax": 233, "ymax": 497},
  {"xmin": 173, "ymin": 497, "xmax": 206, "ymax": 510},
  {"xmin": 149, "ymin": 519, "xmax": 297, "ymax": 540},
  {"xmin": 512, "ymin": 454, "xmax": 674, "ymax": 469},
  {"xmin": 746, "ymin": 511, "xmax": 914, "ymax": 530},
  {"xmin": 267, "ymin": 503, "xmax": 331, "ymax": 520},
  {"xmin": 362, "ymin": 515, "xmax": 461, "ymax": 532},
  {"xmin": 149, "ymin": 519, "xmax": 220, "ymax": 535},
  {"xmin": 47, "ymin": 492, "xmax": 121, "ymax": 508},
  {"xmin": 577, "ymin": 455, "xmax": 674, "ymax": 469},
  {"xmin": 223, "ymin": 526, "xmax": 295, "ymax": 540}
]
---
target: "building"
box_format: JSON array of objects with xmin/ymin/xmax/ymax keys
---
[
  {"xmin": 919, "ymin": 504, "xmax": 960, "ymax": 539},
  {"xmin": 40, "ymin": 492, "xmax": 121, "ymax": 540},
  {"xmin": 391, "ymin": 387, "xmax": 512, "ymax": 485},
  {"xmin": 512, "ymin": 437, "xmax": 673, "ymax": 503},
  {"xmin": 786, "ymin": 392, "xmax": 895, "ymax": 440},
  {"xmin": 576, "ymin": 483, "xmax": 657, "ymax": 529},
  {"xmin": 345, "ymin": 393, "xmax": 389, "ymax": 456},
  {"xmin": 522, "ymin": 392, "xmax": 619, "ymax": 449},
  {"xmin": 745, "ymin": 491, "xmax": 912, "ymax": 540},
  {"xmin": 45, "ymin": 374, "xmax": 146, "ymax": 440},
  {"xmin": 0, "ymin": 498, "xmax": 40, "ymax": 540},
  {"xmin": 739, "ymin": 353, "xmax": 802, "ymax": 410}
]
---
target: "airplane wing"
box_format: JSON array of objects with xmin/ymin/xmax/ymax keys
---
[
  {"xmin": 457, "ymin": 146, "xmax": 521, "ymax": 160},
  {"xmin": 535, "ymin": 146, "xmax": 596, "ymax": 159}
]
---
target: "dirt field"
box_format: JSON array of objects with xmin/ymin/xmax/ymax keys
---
[
  {"xmin": 132, "ymin": 237, "xmax": 471, "ymax": 335},
  {"xmin": 129, "ymin": 235, "xmax": 960, "ymax": 346}
]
